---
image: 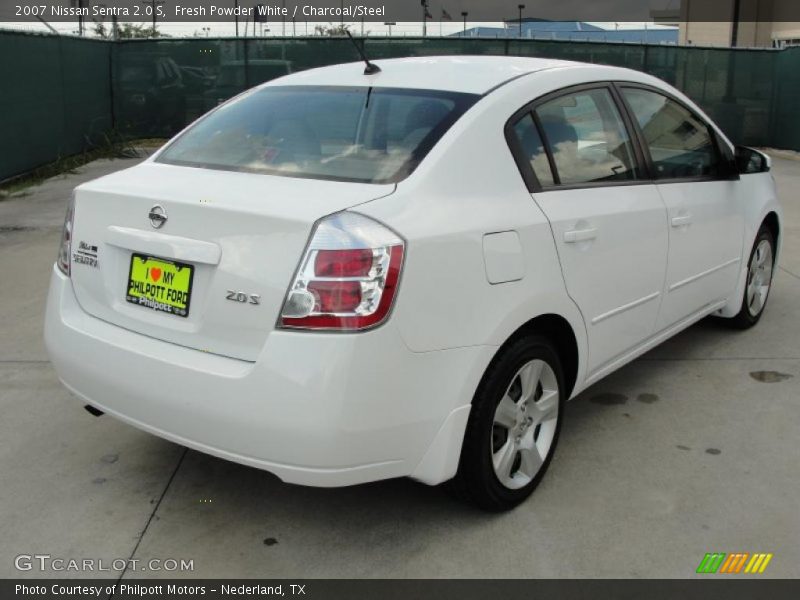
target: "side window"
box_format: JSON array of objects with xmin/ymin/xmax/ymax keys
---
[
  {"xmin": 534, "ymin": 88, "xmax": 640, "ymax": 186},
  {"xmin": 510, "ymin": 112, "xmax": 554, "ymax": 187},
  {"xmin": 621, "ymin": 88, "xmax": 719, "ymax": 179}
]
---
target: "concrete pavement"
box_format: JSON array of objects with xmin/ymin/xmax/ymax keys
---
[{"xmin": 1, "ymin": 155, "xmax": 798, "ymax": 579}]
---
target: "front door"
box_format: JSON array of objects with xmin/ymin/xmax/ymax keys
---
[{"xmin": 619, "ymin": 86, "xmax": 744, "ymax": 330}]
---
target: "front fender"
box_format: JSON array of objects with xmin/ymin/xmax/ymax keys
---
[{"xmin": 718, "ymin": 171, "xmax": 783, "ymax": 318}]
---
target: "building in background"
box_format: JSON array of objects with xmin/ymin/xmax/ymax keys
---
[
  {"xmin": 680, "ymin": 0, "xmax": 800, "ymax": 47},
  {"xmin": 451, "ymin": 19, "xmax": 678, "ymax": 44},
  {"xmin": 650, "ymin": 7, "xmax": 681, "ymax": 27}
]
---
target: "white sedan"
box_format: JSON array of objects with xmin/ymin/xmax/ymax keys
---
[{"xmin": 45, "ymin": 56, "xmax": 781, "ymax": 511}]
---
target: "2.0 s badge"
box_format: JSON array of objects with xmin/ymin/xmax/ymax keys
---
[{"xmin": 226, "ymin": 290, "xmax": 261, "ymax": 305}]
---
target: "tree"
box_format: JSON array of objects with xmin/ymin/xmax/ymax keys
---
[
  {"xmin": 313, "ymin": 23, "xmax": 351, "ymax": 37},
  {"xmin": 93, "ymin": 22, "xmax": 170, "ymax": 39}
]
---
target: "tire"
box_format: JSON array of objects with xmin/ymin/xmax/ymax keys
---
[
  {"xmin": 449, "ymin": 335, "xmax": 566, "ymax": 512},
  {"xmin": 727, "ymin": 225, "xmax": 776, "ymax": 329}
]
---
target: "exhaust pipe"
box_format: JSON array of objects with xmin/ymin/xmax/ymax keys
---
[{"xmin": 84, "ymin": 404, "xmax": 104, "ymax": 417}]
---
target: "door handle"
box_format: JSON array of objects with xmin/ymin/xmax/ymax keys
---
[
  {"xmin": 671, "ymin": 214, "xmax": 692, "ymax": 227},
  {"xmin": 563, "ymin": 227, "xmax": 597, "ymax": 243}
]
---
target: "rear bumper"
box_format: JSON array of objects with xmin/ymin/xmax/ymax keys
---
[{"xmin": 44, "ymin": 266, "xmax": 492, "ymax": 487}]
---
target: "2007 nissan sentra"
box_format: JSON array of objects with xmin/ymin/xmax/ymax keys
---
[{"xmin": 45, "ymin": 56, "xmax": 782, "ymax": 511}]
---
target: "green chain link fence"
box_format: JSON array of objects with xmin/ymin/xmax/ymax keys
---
[{"xmin": 3, "ymin": 31, "xmax": 800, "ymax": 182}]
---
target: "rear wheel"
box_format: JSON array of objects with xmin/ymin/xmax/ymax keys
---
[
  {"xmin": 728, "ymin": 225, "xmax": 775, "ymax": 329},
  {"xmin": 450, "ymin": 335, "xmax": 565, "ymax": 511}
]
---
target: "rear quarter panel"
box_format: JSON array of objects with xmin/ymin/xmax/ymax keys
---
[{"xmin": 355, "ymin": 68, "xmax": 602, "ymax": 398}]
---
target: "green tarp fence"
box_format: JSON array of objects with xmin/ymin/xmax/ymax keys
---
[
  {"xmin": 2, "ymin": 31, "xmax": 800, "ymax": 182},
  {"xmin": 0, "ymin": 32, "xmax": 113, "ymax": 181}
]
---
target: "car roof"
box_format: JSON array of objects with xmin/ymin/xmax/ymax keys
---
[{"xmin": 263, "ymin": 55, "xmax": 583, "ymax": 95}]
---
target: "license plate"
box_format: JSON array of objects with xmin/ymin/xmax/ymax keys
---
[{"xmin": 126, "ymin": 254, "xmax": 194, "ymax": 318}]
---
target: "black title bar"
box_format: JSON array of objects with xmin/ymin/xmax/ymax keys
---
[
  {"xmin": 3, "ymin": 0, "xmax": 800, "ymax": 23},
  {"xmin": 4, "ymin": 579, "xmax": 800, "ymax": 600}
]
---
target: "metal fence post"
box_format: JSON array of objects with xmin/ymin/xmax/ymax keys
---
[
  {"xmin": 108, "ymin": 40, "xmax": 116, "ymax": 133},
  {"xmin": 244, "ymin": 37, "xmax": 250, "ymax": 89}
]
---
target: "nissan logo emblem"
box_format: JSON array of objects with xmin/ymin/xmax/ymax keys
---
[{"xmin": 148, "ymin": 205, "xmax": 167, "ymax": 229}]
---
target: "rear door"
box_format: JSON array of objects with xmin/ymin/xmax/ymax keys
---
[
  {"xmin": 618, "ymin": 85, "xmax": 744, "ymax": 330},
  {"xmin": 507, "ymin": 84, "xmax": 669, "ymax": 375}
]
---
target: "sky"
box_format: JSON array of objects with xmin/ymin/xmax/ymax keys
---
[{"xmin": 0, "ymin": 19, "xmax": 676, "ymax": 38}]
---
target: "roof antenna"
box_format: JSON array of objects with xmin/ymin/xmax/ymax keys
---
[{"xmin": 345, "ymin": 30, "xmax": 381, "ymax": 75}]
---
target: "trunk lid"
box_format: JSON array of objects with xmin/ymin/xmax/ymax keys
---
[{"xmin": 69, "ymin": 161, "xmax": 395, "ymax": 361}]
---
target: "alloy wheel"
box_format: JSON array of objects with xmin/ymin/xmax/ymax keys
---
[
  {"xmin": 746, "ymin": 239, "xmax": 773, "ymax": 317},
  {"xmin": 491, "ymin": 359, "xmax": 559, "ymax": 490}
]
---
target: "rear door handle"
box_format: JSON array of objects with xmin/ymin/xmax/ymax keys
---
[
  {"xmin": 671, "ymin": 214, "xmax": 692, "ymax": 227},
  {"xmin": 564, "ymin": 227, "xmax": 597, "ymax": 243}
]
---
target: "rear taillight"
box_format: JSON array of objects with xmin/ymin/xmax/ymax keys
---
[
  {"xmin": 279, "ymin": 212, "xmax": 404, "ymax": 331},
  {"xmin": 56, "ymin": 196, "xmax": 75, "ymax": 276}
]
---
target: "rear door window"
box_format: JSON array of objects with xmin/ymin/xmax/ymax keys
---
[
  {"xmin": 534, "ymin": 88, "xmax": 641, "ymax": 186},
  {"xmin": 509, "ymin": 113, "xmax": 555, "ymax": 186}
]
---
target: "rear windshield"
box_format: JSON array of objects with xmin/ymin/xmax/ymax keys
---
[{"xmin": 157, "ymin": 85, "xmax": 479, "ymax": 183}]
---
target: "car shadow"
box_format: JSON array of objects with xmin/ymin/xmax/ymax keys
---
[{"xmin": 142, "ymin": 316, "xmax": 752, "ymax": 531}]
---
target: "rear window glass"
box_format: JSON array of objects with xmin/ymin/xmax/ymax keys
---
[{"xmin": 157, "ymin": 85, "xmax": 479, "ymax": 184}]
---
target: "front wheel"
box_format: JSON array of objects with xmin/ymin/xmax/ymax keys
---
[
  {"xmin": 449, "ymin": 335, "xmax": 565, "ymax": 511},
  {"xmin": 727, "ymin": 225, "xmax": 776, "ymax": 329}
]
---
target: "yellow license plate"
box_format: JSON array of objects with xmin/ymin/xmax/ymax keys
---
[{"xmin": 126, "ymin": 254, "xmax": 194, "ymax": 317}]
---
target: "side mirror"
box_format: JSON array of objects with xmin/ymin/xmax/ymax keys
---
[{"xmin": 735, "ymin": 146, "xmax": 771, "ymax": 175}]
